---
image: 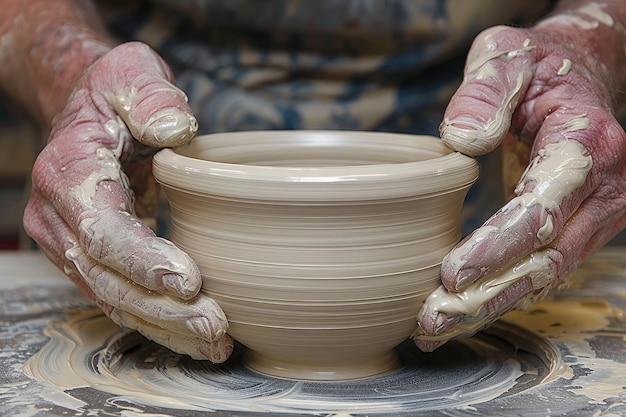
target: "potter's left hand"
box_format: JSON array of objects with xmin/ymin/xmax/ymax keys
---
[{"xmin": 415, "ymin": 1, "xmax": 626, "ymax": 351}]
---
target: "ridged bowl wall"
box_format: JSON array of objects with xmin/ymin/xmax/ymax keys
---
[{"xmin": 153, "ymin": 130, "xmax": 478, "ymax": 381}]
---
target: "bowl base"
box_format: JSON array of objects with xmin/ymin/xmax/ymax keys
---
[{"xmin": 242, "ymin": 348, "xmax": 401, "ymax": 381}]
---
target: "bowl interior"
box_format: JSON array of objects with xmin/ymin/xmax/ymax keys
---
[
  {"xmin": 174, "ymin": 130, "xmax": 449, "ymax": 167},
  {"xmin": 153, "ymin": 131, "xmax": 479, "ymax": 202}
]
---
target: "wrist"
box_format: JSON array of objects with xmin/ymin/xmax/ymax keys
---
[
  {"xmin": 0, "ymin": 0, "xmax": 114, "ymax": 125},
  {"xmin": 30, "ymin": 25, "xmax": 113, "ymax": 124}
]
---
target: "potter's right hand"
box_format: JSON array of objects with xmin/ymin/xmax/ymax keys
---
[{"xmin": 23, "ymin": 42, "xmax": 233, "ymax": 362}]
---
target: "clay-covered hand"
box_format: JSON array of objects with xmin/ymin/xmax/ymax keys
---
[
  {"xmin": 415, "ymin": 2, "xmax": 626, "ymax": 351},
  {"xmin": 23, "ymin": 42, "xmax": 233, "ymax": 362}
]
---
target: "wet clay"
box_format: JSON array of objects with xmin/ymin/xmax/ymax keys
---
[
  {"xmin": 420, "ymin": 139, "xmax": 592, "ymax": 339},
  {"xmin": 153, "ymin": 131, "xmax": 479, "ymax": 380},
  {"xmin": 104, "ymin": 85, "xmax": 198, "ymax": 147},
  {"xmin": 21, "ymin": 309, "xmax": 559, "ymax": 414},
  {"xmin": 440, "ymin": 30, "xmax": 533, "ymax": 157}
]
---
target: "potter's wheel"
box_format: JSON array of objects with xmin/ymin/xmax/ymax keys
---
[
  {"xmin": 2, "ymin": 250, "xmax": 626, "ymax": 416},
  {"xmin": 22, "ymin": 314, "xmax": 558, "ymax": 414}
]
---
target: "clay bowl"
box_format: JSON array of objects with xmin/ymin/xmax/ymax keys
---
[{"xmin": 153, "ymin": 130, "xmax": 478, "ymax": 381}]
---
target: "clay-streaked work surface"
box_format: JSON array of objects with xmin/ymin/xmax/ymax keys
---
[{"xmin": 1, "ymin": 250, "xmax": 626, "ymax": 416}]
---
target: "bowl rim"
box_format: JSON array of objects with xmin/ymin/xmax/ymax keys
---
[{"xmin": 153, "ymin": 130, "xmax": 479, "ymax": 201}]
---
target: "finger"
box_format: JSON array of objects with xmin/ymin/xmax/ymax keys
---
[
  {"xmin": 74, "ymin": 157, "xmax": 201, "ymax": 299},
  {"xmin": 414, "ymin": 248, "xmax": 560, "ymax": 351},
  {"xmin": 440, "ymin": 26, "xmax": 534, "ymax": 156},
  {"xmin": 25, "ymin": 176, "xmax": 232, "ymax": 362},
  {"xmin": 544, "ymin": 186, "xmax": 626, "ymax": 277},
  {"xmin": 65, "ymin": 241, "xmax": 229, "ymax": 343},
  {"xmin": 441, "ymin": 113, "xmax": 593, "ymax": 291},
  {"xmin": 77, "ymin": 204, "xmax": 202, "ymax": 300},
  {"xmin": 109, "ymin": 308, "xmax": 234, "ymax": 362},
  {"xmin": 34, "ymin": 118, "xmax": 202, "ymax": 299},
  {"xmin": 98, "ymin": 42, "xmax": 197, "ymax": 147},
  {"xmin": 417, "ymin": 191, "xmax": 625, "ymax": 352},
  {"xmin": 417, "ymin": 113, "xmax": 625, "ymax": 351},
  {"xmin": 24, "ymin": 189, "xmax": 100, "ymax": 302}
]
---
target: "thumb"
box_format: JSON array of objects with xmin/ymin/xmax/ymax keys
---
[
  {"xmin": 100, "ymin": 42, "xmax": 198, "ymax": 148},
  {"xmin": 441, "ymin": 26, "xmax": 533, "ymax": 157}
]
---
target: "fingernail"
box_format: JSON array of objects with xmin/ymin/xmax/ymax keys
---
[
  {"xmin": 162, "ymin": 273, "xmax": 195, "ymax": 298},
  {"xmin": 415, "ymin": 339, "xmax": 443, "ymax": 353},
  {"xmin": 186, "ymin": 317, "xmax": 213, "ymax": 339},
  {"xmin": 455, "ymin": 267, "xmax": 482, "ymax": 291},
  {"xmin": 143, "ymin": 108, "xmax": 198, "ymax": 146},
  {"xmin": 201, "ymin": 336, "xmax": 235, "ymax": 364},
  {"xmin": 441, "ymin": 116, "xmax": 497, "ymax": 157}
]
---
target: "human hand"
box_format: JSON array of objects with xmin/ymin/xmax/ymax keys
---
[
  {"xmin": 415, "ymin": 3, "xmax": 626, "ymax": 351},
  {"xmin": 23, "ymin": 42, "xmax": 233, "ymax": 362}
]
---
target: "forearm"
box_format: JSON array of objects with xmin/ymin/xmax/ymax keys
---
[
  {"xmin": 0, "ymin": 0, "xmax": 115, "ymax": 125},
  {"xmin": 537, "ymin": 0, "xmax": 626, "ymax": 109}
]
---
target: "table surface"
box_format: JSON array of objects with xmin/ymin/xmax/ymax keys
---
[{"xmin": 1, "ymin": 249, "xmax": 626, "ymax": 417}]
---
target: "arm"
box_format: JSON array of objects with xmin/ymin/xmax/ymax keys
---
[
  {"xmin": 1, "ymin": 0, "xmax": 233, "ymax": 361},
  {"xmin": 0, "ymin": 0, "xmax": 112, "ymax": 123},
  {"xmin": 416, "ymin": 0, "xmax": 626, "ymax": 350}
]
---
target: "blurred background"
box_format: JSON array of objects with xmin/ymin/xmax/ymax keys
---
[{"xmin": 0, "ymin": 95, "xmax": 41, "ymax": 250}]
